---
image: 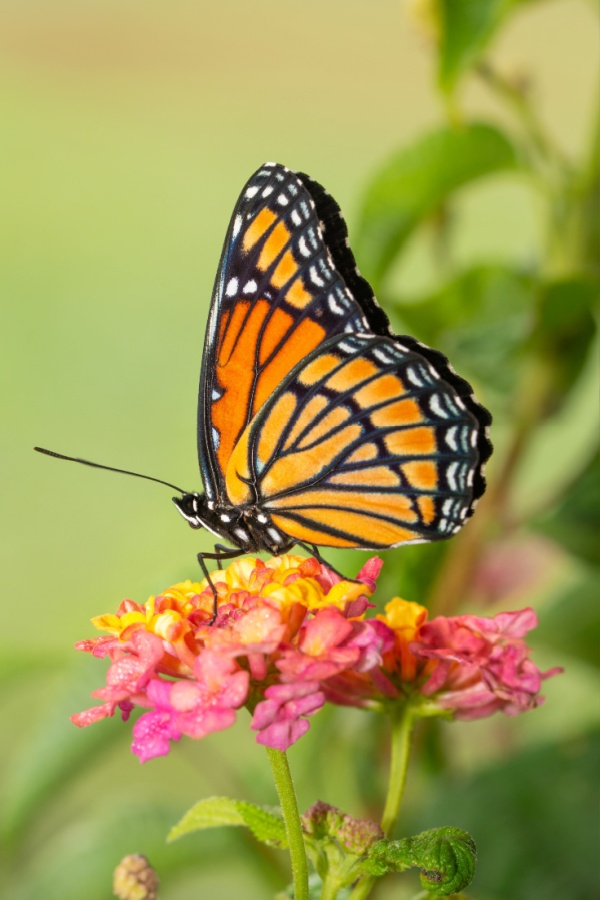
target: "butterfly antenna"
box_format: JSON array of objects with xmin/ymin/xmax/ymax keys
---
[{"xmin": 33, "ymin": 446, "xmax": 189, "ymax": 495}]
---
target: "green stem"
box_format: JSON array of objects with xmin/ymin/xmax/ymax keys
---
[
  {"xmin": 380, "ymin": 703, "xmax": 417, "ymax": 837},
  {"xmin": 266, "ymin": 747, "xmax": 309, "ymax": 900},
  {"xmin": 320, "ymin": 873, "xmax": 343, "ymax": 900},
  {"xmin": 348, "ymin": 704, "xmax": 417, "ymax": 900},
  {"xmin": 476, "ymin": 61, "xmax": 570, "ymax": 174}
]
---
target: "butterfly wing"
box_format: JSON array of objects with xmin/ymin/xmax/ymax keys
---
[
  {"xmin": 224, "ymin": 333, "xmax": 488, "ymax": 549},
  {"xmin": 198, "ymin": 162, "xmax": 374, "ymax": 501}
]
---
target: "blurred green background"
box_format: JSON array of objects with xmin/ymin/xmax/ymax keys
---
[{"xmin": 1, "ymin": 1, "xmax": 598, "ymax": 898}]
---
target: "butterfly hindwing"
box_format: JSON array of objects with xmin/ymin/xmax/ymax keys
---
[
  {"xmin": 198, "ymin": 163, "xmax": 372, "ymax": 501},
  {"xmin": 224, "ymin": 333, "xmax": 483, "ymax": 550}
]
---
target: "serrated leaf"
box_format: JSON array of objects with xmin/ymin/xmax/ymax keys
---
[
  {"xmin": 168, "ymin": 796, "xmax": 287, "ymax": 848},
  {"xmin": 357, "ymin": 123, "xmax": 520, "ymax": 285},
  {"xmin": 363, "ymin": 827, "xmax": 476, "ymax": 895}
]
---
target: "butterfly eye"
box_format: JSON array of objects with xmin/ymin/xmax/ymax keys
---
[{"xmin": 172, "ymin": 494, "xmax": 203, "ymax": 528}]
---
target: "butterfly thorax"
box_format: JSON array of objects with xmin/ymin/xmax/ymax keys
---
[{"xmin": 172, "ymin": 493, "xmax": 294, "ymax": 554}]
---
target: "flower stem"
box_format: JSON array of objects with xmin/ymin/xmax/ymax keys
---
[
  {"xmin": 380, "ymin": 703, "xmax": 416, "ymax": 837},
  {"xmin": 349, "ymin": 703, "xmax": 417, "ymax": 900},
  {"xmin": 266, "ymin": 747, "xmax": 309, "ymax": 900}
]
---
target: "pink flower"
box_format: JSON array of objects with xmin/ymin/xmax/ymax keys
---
[
  {"xmin": 251, "ymin": 681, "xmax": 326, "ymax": 750},
  {"xmin": 410, "ymin": 608, "xmax": 563, "ymax": 719},
  {"xmin": 72, "ymin": 555, "xmax": 561, "ymax": 761},
  {"xmin": 72, "ymin": 630, "xmax": 165, "ymax": 728},
  {"xmin": 132, "ymin": 652, "xmax": 249, "ymax": 762}
]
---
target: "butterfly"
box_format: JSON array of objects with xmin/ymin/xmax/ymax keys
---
[{"xmin": 171, "ymin": 162, "xmax": 492, "ymax": 577}]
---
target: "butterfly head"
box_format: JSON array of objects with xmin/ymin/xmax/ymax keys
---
[
  {"xmin": 172, "ymin": 492, "xmax": 248, "ymax": 547},
  {"xmin": 172, "ymin": 493, "xmax": 206, "ymax": 529}
]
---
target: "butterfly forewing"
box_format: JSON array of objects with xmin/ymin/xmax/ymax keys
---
[
  {"xmin": 224, "ymin": 333, "xmax": 483, "ymax": 549},
  {"xmin": 198, "ymin": 163, "xmax": 371, "ymax": 501}
]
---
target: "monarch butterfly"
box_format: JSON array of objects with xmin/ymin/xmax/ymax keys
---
[{"xmin": 37, "ymin": 162, "xmax": 492, "ymax": 589}]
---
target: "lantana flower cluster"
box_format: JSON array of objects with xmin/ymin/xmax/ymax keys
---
[{"xmin": 72, "ymin": 555, "xmax": 560, "ymax": 762}]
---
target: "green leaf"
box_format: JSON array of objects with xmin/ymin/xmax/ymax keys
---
[
  {"xmin": 438, "ymin": 0, "xmax": 521, "ymax": 92},
  {"xmin": 410, "ymin": 734, "xmax": 600, "ymax": 900},
  {"xmin": 530, "ymin": 276, "xmax": 599, "ymax": 414},
  {"xmin": 533, "ymin": 451, "xmax": 600, "ymax": 567},
  {"xmin": 362, "ymin": 826, "xmax": 476, "ymax": 895},
  {"xmin": 391, "ymin": 264, "xmax": 534, "ymax": 401},
  {"xmin": 357, "ymin": 123, "xmax": 520, "ymax": 285},
  {"xmin": 168, "ymin": 796, "xmax": 287, "ymax": 848},
  {"xmin": 533, "ymin": 570, "xmax": 600, "ymax": 667},
  {"xmin": 2, "ymin": 658, "xmax": 129, "ymax": 852}
]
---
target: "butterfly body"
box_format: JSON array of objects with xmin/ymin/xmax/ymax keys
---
[
  {"xmin": 173, "ymin": 492, "xmax": 295, "ymax": 554},
  {"xmin": 183, "ymin": 162, "xmax": 491, "ymax": 560}
]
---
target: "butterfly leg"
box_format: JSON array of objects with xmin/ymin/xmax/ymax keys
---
[
  {"xmin": 197, "ymin": 546, "xmax": 245, "ymax": 622},
  {"xmin": 212, "ymin": 542, "xmax": 236, "ymax": 570}
]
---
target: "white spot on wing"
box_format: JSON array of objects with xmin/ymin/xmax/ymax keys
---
[
  {"xmin": 445, "ymin": 426, "xmax": 458, "ymax": 451},
  {"xmin": 277, "ymin": 193, "xmax": 289, "ymax": 206},
  {"xmin": 372, "ymin": 347, "xmax": 394, "ymax": 365},
  {"xmin": 298, "ymin": 236, "xmax": 311, "ymax": 257},
  {"xmin": 262, "ymin": 186, "xmax": 274, "ymax": 197},
  {"xmin": 226, "ymin": 277, "xmax": 238, "ymax": 297},
  {"xmin": 310, "ymin": 266, "xmax": 325, "ymax": 287},
  {"xmin": 406, "ymin": 367, "xmax": 423, "ymax": 387},
  {"xmin": 245, "ymin": 186, "xmax": 259, "ymax": 199},
  {"xmin": 430, "ymin": 394, "xmax": 449, "ymax": 419},
  {"xmin": 442, "ymin": 498, "xmax": 453, "ymax": 516},
  {"xmin": 212, "ymin": 427, "xmax": 220, "ymax": 449},
  {"xmin": 446, "ymin": 461, "xmax": 459, "ymax": 491},
  {"xmin": 243, "ymin": 280, "xmax": 257, "ymax": 294},
  {"xmin": 328, "ymin": 294, "xmax": 344, "ymax": 315},
  {"xmin": 291, "ymin": 209, "xmax": 302, "ymax": 226},
  {"xmin": 232, "ymin": 214, "xmax": 242, "ymax": 237}
]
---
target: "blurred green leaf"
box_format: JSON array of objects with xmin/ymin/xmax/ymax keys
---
[
  {"xmin": 1, "ymin": 658, "xmax": 129, "ymax": 852},
  {"xmin": 530, "ymin": 276, "xmax": 599, "ymax": 414},
  {"xmin": 168, "ymin": 797, "xmax": 287, "ymax": 848},
  {"xmin": 533, "ymin": 570, "xmax": 600, "ymax": 667},
  {"xmin": 410, "ymin": 733, "xmax": 600, "ymax": 900},
  {"xmin": 438, "ymin": 0, "xmax": 534, "ymax": 92},
  {"xmin": 391, "ymin": 264, "xmax": 533, "ymax": 401},
  {"xmin": 357, "ymin": 123, "xmax": 520, "ymax": 285},
  {"xmin": 5, "ymin": 802, "xmax": 260, "ymax": 900},
  {"xmin": 533, "ymin": 452, "xmax": 600, "ymax": 567}
]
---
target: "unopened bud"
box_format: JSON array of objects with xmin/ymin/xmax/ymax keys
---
[{"xmin": 113, "ymin": 854, "xmax": 159, "ymax": 900}]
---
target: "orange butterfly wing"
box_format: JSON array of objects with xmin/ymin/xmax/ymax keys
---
[{"xmin": 195, "ymin": 162, "xmax": 491, "ymax": 554}]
